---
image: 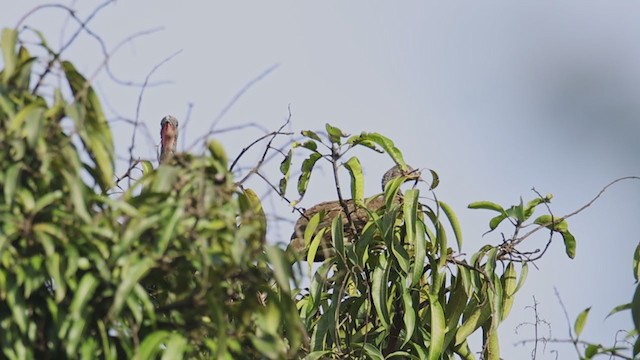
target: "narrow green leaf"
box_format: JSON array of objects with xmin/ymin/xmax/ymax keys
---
[
  {"xmin": 372, "ymin": 255, "xmax": 392, "ymax": 329},
  {"xmin": 331, "ymin": 215, "xmax": 345, "ymax": 260},
  {"xmin": 404, "ymin": 189, "xmax": 419, "ymax": 248},
  {"xmin": 501, "ymin": 262, "xmax": 517, "ymax": 320},
  {"xmin": 4, "ymin": 163, "xmax": 21, "ymax": 206},
  {"xmin": 307, "ymin": 228, "xmax": 327, "ymax": 267},
  {"xmin": 134, "ymin": 331, "xmax": 169, "ymax": 360},
  {"xmin": 344, "ymin": 156, "xmax": 364, "ymax": 205},
  {"xmin": 632, "ymin": 283, "xmax": 640, "ymax": 332},
  {"xmin": 439, "ymin": 201, "xmax": 463, "ymax": 251},
  {"xmin": 412, "ymin": 220, "xmax": 427, "ymax": 286},
  {"xmin": 468, "ymin": 201, "xmax": 505, "ymax": 213},
  {"xmin": 634, "ymin": 243, "xmax": 640, "ymax": 282},
  {"xmin": 1, "ymin": 28, "xmax": 18, "ymax": 83},
  {"xmin": 108, "ymin": 257, "xmax": 154, "ymax": 319},
  {"xmin": 402, "ymin": 290, "xmax": 416, "ymax": 347},
  {"xmin": 428, "ymin": 292, "xmax": 446, "ymax": 360},
  {"xmin": 265, "ymin": 246, "xmax": 293, "ymax": 294},
  {"xmin": 606, "ymin": 303, "xmax": 631, "ymax": 319},
  {"xmin": 361, "ymin": 343, "xmax": 384, "ymax": 360},
  {"xmin": 297, "ymin": 152, "xmax": 322, "ymax": 198},
  {"xmin": 63, "ymin": 61, "xmax": 114, "ymax": 190},
  {"xmin": 303, "ymin": 351, "xmax": 332, "ymax": 360},
  {"xmin": 514, "ymin": 262, "xmax": 528, "ymax": 294},
  {"xmin": 160, "ymin": 333, "xmax": 188, "ymax": 360}
]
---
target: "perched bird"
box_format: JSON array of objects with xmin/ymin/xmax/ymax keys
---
[
  {"xmin": 288, "ymin": 165, "xmax": 421, "ymax": 262},
  {"xmin": 159, "ymin": 115, "xmax": 179, "ymax": 164}
]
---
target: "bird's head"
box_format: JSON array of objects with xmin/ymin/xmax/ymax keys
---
[
  {"xmin": 159, "ymin": 115, "xmax": 179, "ymax": 164},
  {"xmin": 381, "ymin": 165, "xmax": 421, "ymax": 190}
]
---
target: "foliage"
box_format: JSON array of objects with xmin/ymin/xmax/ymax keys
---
[
  {"xmin": 279, "ymin": 125, "xmax": 579, "ymax": 359},
  {"xmin": 0, "ymin": 27, "xmax": 303, "ymax": 359}
]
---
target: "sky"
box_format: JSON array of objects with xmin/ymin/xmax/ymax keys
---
[{"xmin": 3, "ymin": 1, "xmax": 640, "ymax": 358}]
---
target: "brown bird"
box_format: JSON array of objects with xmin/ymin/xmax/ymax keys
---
[
  {"xmin": 159, "ymin": 115, "xmax": 179, "ymax": 164},
  {"xmin": 288, "ymin": 165, "xmax": 421, "ymax": 262}
]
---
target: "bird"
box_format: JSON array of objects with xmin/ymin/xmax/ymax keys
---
[
  {"xmin": 288, "ymin": 165, "xmax": 421, "ymax": 262},
  {"xmin": 159, "ymin": 115, "xmax": 179, "ymax": 164}
]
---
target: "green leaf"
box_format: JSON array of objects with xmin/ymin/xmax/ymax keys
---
[
  {"xmin": 411, "ymin": 220, "xmax": 427, "ymax": 286},
  {"xmin": 635, "ymin": 243, "xmax": 640, "ymax": 282},
  {"xmin": 584, "ymin": 344, "xmax": 600, "ymax": 358},
  {"xmin": 632, "ymin": 283, "xmax": 640, "ymax": 332},
  {"xmin": 344, "ymin": 156, "xmax": 364, "ymax": 205},
  {"xmin": 331, "ymin": 215, "xmax": 345, "ymax": 260},
  {"xmin": 428, "ymin": 169, "xmax": 439, "ymax": 190},
  {"xmin": 439, "ymin": 201, "xmax": 463, "ymax": 251},
  {"xmin": 297, "ymin": 152, "xmax": 322, "ymax": 198},
  {"xmin": 505, "ymin": 197, "xmax": 525, "ymax": 223},
  {"xmin": 161, "ymin": 333, "xmax": 188, "ymax": 360},
  {"xmin": 356, "ymin": 132, "xmax": 406, "ymax": 168},
  {"xmin": 534, "ymin": 215, "xmax": 576, "ymax": 259},
  {"xmin": 468, "ymin": 201, "xmax": 505, "ymax": 213},
  {"xmin": 560, "ymin": 230, "xmax": 576, "ymax": 259},
  {"xmin": 606, "ymin": 302, "xmax": 631, "ymax": 319},
  {"xmin": 307, "ymin": 228, "xmax": 327, "ymax": 267},
  {"xmin": 514, "ymin": 262, "xmax": 528, "ymax": 294},
  {"xmin": 206, "ymin": 139, "xmax": 228, "ymax": 167},
  {"xmin": 489, "ymin": 213, "xmax": 508, "ymax": 231},
  {"xmin": 108, "ymin": 257, "xmax": 154, "ymax": 319},
  {"xmin": 402, "ymin": 289, "xmax": 416, "ymax": 347},
  {"xmin": 1, "ymin": 28, "xmax": 18, "ymax": 83},
  {"xmin": 278, "ymin": 149, "xmax": 292, "ymax": 195},
  {"xmin": 63, "ymin": 61, "xmax": 114, "ymax": 191},
  {"xmin": 134, "ymin": 331, "xmax": 169, "ymax": 360},
  {"xmin": 361, "ymin": 343, "xmax": 384, "ymax": 360},
  {"xmin": 265, "ymin": 246, "xmax": 292, "ymax": 294},
  {"xmin": 325, "ymin": 123, "xmax": 347, "ymax": 144},
  {"xmin": 428, "ymin": 292, "xmax": 446, "ymax": 360},
  {"xmin": 501, "ymin": 262, "xmax": 517, "ymax": 320},
  {"xmin": 372, "ymin": 254, "xmax": 392, "ymax": 329},
  {"xmin": 301, "ymin": 130, "xmax": 322, "ymax": 142},
  {"xmin": 140, "ymin": 160, "xmax": 153, "ymax": 175},
  {"xmin": 4, "ymin": 163, "xmax": 21, "ymax": 207},
  {"xmin": 574, "ymin": 307, "xmax": 591, "ymax": 337},
  {"xmin": 303, "ymin": 351, "xmax": 332, "ymax": 360}
]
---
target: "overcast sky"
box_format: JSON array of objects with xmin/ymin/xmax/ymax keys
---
[{"xmin": 3, "ymin": 1, "xmax": 640, "ymax": 358}]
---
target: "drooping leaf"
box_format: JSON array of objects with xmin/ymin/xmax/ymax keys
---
[
  {"xmin": 439, "ymin": 200, "xmax": 463, "ymax": 251},
  {"xmin": 343, "ymin": 156, "xmax": 364, "ymax": 205},
  {"xmin": 297, "ymin": 152, "xmax": 322, "ymax": 199},
  {"xmin": 355, "ymin": 132, "xmax": 407, "ymax": 169}
]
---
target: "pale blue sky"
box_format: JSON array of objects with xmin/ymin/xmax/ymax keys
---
[{"xmin": 3, "ymin": 1, "xmax": 640, "ymax": 358}]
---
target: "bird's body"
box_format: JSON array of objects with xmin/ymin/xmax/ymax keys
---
[
  {"xmin": 159, "ymin": 115, "xmax": 179, "ymax": 164},
  {"xmin": 288, "ymin": 165, "xmax": 420, "ymax": 262}
]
